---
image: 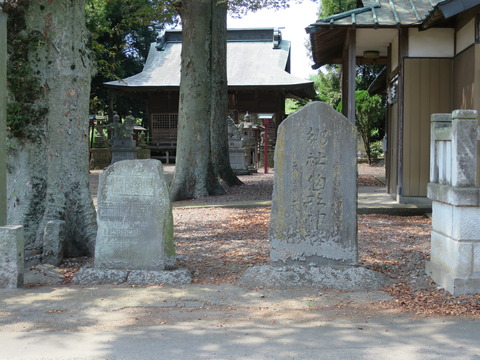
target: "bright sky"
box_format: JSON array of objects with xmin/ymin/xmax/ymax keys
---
[{"xmin": 227, "ymin": 1, "xmax": 320, "ymax": 80}]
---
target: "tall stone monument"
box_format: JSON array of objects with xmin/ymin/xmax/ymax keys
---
[
  {"xmin": 74, "ymin": 159, "xmax": 191, "ymax": 285},
  {"xmin": 239, "ymin": 102, "xmax": 387, "ymax": 289},
  {"xmin": 426, "ymin": 110, "xmax": 480, "ymax": 295},
  {"xmin": 270, "ymin": 101, "xmax": 357, "ymax": 265}
]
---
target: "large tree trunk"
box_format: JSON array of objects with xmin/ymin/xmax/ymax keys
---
[
  {"xmin": 210, "ymin": 2, "xmax": 242, "ymax": 187},
  {"xmin": 170, "ymin": 0, "xmax": 225, "ymax": 200},
  {"xmin": 0, "ymin": 7, "xmax": 7, "ymax": 226},
  {"xmin": 7, "ymin": 0, "xmax": 96, "ymax": 258}
]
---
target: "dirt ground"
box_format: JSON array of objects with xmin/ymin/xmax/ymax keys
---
[{"xmin": 76, "ymin": 162, "xmax": 480, "ymax": 318}]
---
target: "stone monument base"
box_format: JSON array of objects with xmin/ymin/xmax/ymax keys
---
[
  {"xmin": 237, "ymin": 265, "xmax": 390, "ymax": 290},
  {"xmin": 73, "ymin": 267, "xmax": 192, "ymax": 286},
  {"xmin": 426, "ymin": 261, "xmax": 480, "ymax": 296},
  {"xmin": 110, "ymin": 148, "xmax": 138, "ymax": 164},
  {"xmin": 90, "ymin": 148, "xmax": 111, "ymax": 169}
]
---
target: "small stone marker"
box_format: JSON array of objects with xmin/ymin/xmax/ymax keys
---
[
  {"xmin": 0, "ymin": 225, "xmax": 24, "ymax": 289},
  {"xmin": 95, "ymin": 159, "xmax": 175, "ymax": 270},
  {"xmin": 269, "ymin": 101, "xmax": 357, "ymax": 266},
  {"xmin": 42, "ymin": 220, "xmax": 65, "ymax": 266}
]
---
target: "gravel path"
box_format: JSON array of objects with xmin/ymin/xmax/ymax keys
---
[{"xmin": 84, "ymin": 162, "xmax": 480, "ymax": 317}]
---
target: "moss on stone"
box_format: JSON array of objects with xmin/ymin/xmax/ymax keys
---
[{"xmin": 5, "ymin": 1, "xmax": 47, "ymax": 139}]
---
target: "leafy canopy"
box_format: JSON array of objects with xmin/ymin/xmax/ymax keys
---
[{"xmin": 320, "ymin": 0, "xmax": 357, "ymax": 17}]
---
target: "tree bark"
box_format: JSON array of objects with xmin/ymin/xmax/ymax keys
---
[
  {"xmin": 170, "ymin": 0, "xmax": 226, "ymax": 200},
  {"xmin": 210, "ymin": 2, "xmax": 242, "ymax": 187},
  {"xmin": 7, "ymin": 0, "xmax": 97, "ymax": 257},
  {"xmin": 0, "ymin": 7, "xmax": 7, "ymax": 226}
]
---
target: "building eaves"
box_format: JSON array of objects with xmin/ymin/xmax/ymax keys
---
[
  {"xmin": 306, "ymin": 0, "xmax": 447, "ymax": 69},
  {"xmin": 306, "ymin": 0, "xmax": 446, "ymax": 32},
  {"xmin": 421, "ymin": 0, "xmax": 480, "ymax": 30},
  {"xmin": 105, "ymin": 28, "xmax": 316, "ymax": 100}
]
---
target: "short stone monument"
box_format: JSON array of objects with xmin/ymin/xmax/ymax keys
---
[
  {"xmin": 239, "ymin": 102, "xmax": 387, "ymax": 289},
  {"xmin": 0, "ymin": 225, "xmax": 24, "ymax": 289},
  {"xmin": 74, "ymin": 159, "xmax": 191, "ymax": 285},
  {"xmin": 426, "ymin": 110, "xmax": 480, "ymax": 295}
]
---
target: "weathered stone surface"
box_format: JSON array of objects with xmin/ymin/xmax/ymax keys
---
[
  {"xmin": 0, "ymin": 225, "xmax": 24, "ymax": 289},
  {"xmin": 90, "ymin": 148, "xmax": 111, "ymax": 170},
  {"xmin": 269, "ymin": 102, "xmax": 357, "ymax": 266},
  {"xmin": 72, "ymin": 268, "xmax": 128, "ymax": 285},
  {"xmin": 128, "ymin": 269, "xmax": 192, "ymax": 285},
  {"xmin": 111, "ymin": 148, "xmax": 138, "ymax": 164},
  {"xmin": 451, "ymin": 110, "xmax": 478, "ymax": 187},
  {"xmin": 73, "ymin": 268, "xmax": 192, "ymax": 285},
  {"xmin": 95, "ymin": 159, "xmax": 175, "ymax": 270},
  {"xmin": 110, "ymin": 115, "xmax": 138, "ymax": 164},
  {"xmin": 427, "ymin": 109, "xmax": 480, "ymax": 295},
  {"xmin": 238, "ymin": 265, "xmax": 390, "ymax": 290},
  {"xmin": 0, "ymin": 10, "xmax": 6, "ymax": 226},
  {"xmin": 42, "ymin": 220, "xmax": 66, "ymax": 266}
]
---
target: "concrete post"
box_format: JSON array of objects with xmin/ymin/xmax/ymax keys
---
[
  {"xmin": 429, "ymin": 113, "xmax": 452, "ymax": 185},
  {"xmin": 426, "ymin": 110, "xmax": 480, "ymax": 295},
  {"xmin": 451, "ymin": 110, "xmax": 478, "ymax": 187},
  {"xmin": 0, "ymin": 4, "xmax": 7, "ymax": 226},
  {"xmin": 0, "ymin": 225, "xmax": 24, "ymax": 289}
]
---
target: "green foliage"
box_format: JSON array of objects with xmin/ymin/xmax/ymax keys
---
[
  {"xmin": 320, "ymin": 0, "xmax": 357, "ymax": 17},
  {"xmin": 356, "ymin": 64, "xmax": 385, "ymax": 91},
  {"xmin": 227, "ymin": 0, "xmax": 297, "ymax": 17},
  {"xmin": 4, "ymin": 0, "xmax": 48, "ymax": 140},
  {"xmin": 354, "ymin": 90, "xmax": 384, "ymax": 164},
  {"xmin": 86, "ymin": 0, "xmax": 178, "ymax": 116},
  {"xmin": 285, "ymin": 98, "xmax": 311, "ymax": 114},
  {"xmin": 369, "ymin": 139, "xmax": 384, "ymax": 159},
  {"xmin": 311, "ymin": 66, "xmax": 341, "ymax": 108}
]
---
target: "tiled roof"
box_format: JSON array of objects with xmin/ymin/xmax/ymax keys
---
[
  {"xmin": 421, "ymin": 0, "xmax": 480, "ymax": 29},
  {"xmin": 306, "ymin": 0, "xmax": 455, "ymax": 68},
  {"xmin": 105, "ymin": 28, "xmax": 315, "ymax": 99},
  {"xmin": 307, "ymin": 0, "xmax": 446, "ymax": 30}
]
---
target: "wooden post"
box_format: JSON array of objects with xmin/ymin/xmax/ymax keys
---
[
  {"xmin": 396, "ymin": 28, "xmax": 408, "ymax": 199},
  {"xmin": 0, "ymin": 5, "xmax": 7, "ymax": 225},
  {"xmin": 342, "ymin": 29, "xmax": 356, "ymax": 124},
  {"xmin": 259, "ymin": 114, "xmax": 274, "ymax": 174}
]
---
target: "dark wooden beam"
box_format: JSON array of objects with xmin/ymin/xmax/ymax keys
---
[
  {"xmin": 342, "ymin": 29, "xmax": 356, "ymax": 123},
  {"xmin": 329, "ymin": 56, "xmax": 388, "ymax": 65},
  {"xmin": 396, "ymin": 27, "xmax": 409, "ymax": 197}
]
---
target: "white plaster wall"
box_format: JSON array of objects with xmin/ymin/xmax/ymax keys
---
[
  {"xmin": 408, "ymin": 28, "xmax": 454, "ymax": 57},
  {"xmin": 456, "ymin": 19, "xmax": 475, "ymax": 54},
  {"xmin": 355, "ymin": 28, "xmax": 396, "ymax": 58}
]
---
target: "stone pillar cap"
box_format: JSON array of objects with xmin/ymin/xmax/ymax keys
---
[
  {"xmin": 430, "ymin": 113, "xmax": 452, "ymax": 122},
  {"xmin": 452, "ymin": 109, "xmax": 477, "ymax": 119}
]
